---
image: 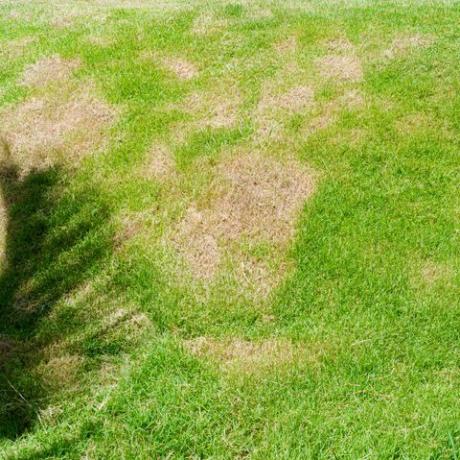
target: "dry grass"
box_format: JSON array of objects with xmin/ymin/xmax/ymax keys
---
[
  {"xmin": 301, "ymin": 89, "xmax": 364, "ymax": 138},
  {"xmin": 162, "ymin": 56, "xmax": 198, "ymax": 80},
  {"xmin": 191, "ymin": 13, "xmax": 228, "ymax": 35},
  {"xmin": 143, "ymin": 144, "xmax": 175, "ymax": 180},
  {"xmin": 255, "ymin": 85, "xmax": 315, "ymax": 141},
  {"xmin": 180, "ymin": 88, "xmax": 241, "ymax": 129},
  {"xmin": 0, "ymin": 82, "xmax": 115, "ymax": 173},
  {"xmin": 184, "ymin": 337, "xmax": 297, "ymax": 372},
  {"xmin": 274, "ymin": 35, "xmax": 298, "ymax": 55},
  {"xmin": 383, "ymin": 33, "xmax": 434, "ymax": 59},
  {"xmin": 420, "ymin": 261, "xmax": 454, "ymax": 285},
  {"xmin": 172, "ymin": 152, "xmax": 315, "ymax": 285},
  {"xmin": 1, "ymin": 36, "xmax": 37, "ymax": 59},
  {"xmin": 21, "ymin": 55, "xmax": 80, "ymax": 88},
  {"xmin": 316, "ymin": 54, "xmax": 363, "ymax": 82}
]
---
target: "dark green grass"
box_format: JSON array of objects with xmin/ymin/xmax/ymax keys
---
[{"xmin": 0, "ymin": 1, "xmax": 459, "ymax": 458}]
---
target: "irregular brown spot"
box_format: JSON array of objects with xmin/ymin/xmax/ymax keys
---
[
  {"xmin": 184, "ymin": 337, "xmax": 297, "ymax": 372},
  {"xmin": 421, "ymin": 262, "xmax": 454, "ymax": 285},
  {"xmin": 2, "ymin": 36, "xmax": 37, "ymax": 59},
  {"xmin": 0, "ymin": 339, "xmax": 14, "ymax": 367},
  {"xmin": 339, "ymin": 89, "xmax": 365, "ymax": 109},
  {"xmin": 163, "ymin": 57, "xmax": 198, "ymax": 80},
  {"xmin": 0, "ymin": 83, "xmax": 115, "ymax": 173},
  {"xmin": 0, "ymin": 193, "xmax": 6, "ymax": 264},
  {"xmin": 256, "ymin": 85, "xmax": 315, "ymax": 141},
  {"xmin": 144, "ymin": 144, "xmax": 175, "ymax": 180},
  {"xmin": 192, "ymin": 13, "xmax": 227, "ymax": 35},
  {"xmin": 302, "ymin": 89, "xmax": 365, "ymax": 138},
  {"xmin": 21, "ymin": 55, "xmax": 80, "ymax": 88},
  {"xmin": 173, "ymin": 153, "xmax": 315, "ymax": 283},
  {"xmin": 275, "ymin": 36, "xmax": 297, "ymax": 54},
  {"xmin": 39, "ymin": 354, "xmax": 84, "ymax": 385},
  {"xmin": 323, "ymin": 38, "xmax": 355, "ymax": 53},
  {"xmin": 384, "ymin": 34, "xmax": 434, "ymax": 59},
  {"xmin": 181, "ymin": 89, "xmax": 241, "ymax": 129},
  {"xmin": 259, "ymin": 85, "xmax": 314, "ymax": 113},
  {"xmin": 87, "ymin": 35, "xmax": 113, "ymax": 47},
  {"xmin": 316, "ymin": 55, "xmax": 363, "ymax": 82}
]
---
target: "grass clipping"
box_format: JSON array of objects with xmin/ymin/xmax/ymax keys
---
[{"xmin": 172, "ymin": 152, "xmax": 315, "ymax": 295}]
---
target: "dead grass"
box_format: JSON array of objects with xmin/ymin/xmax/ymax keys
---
[
  {"xmin": 0, "ymin": 192, "xmax": 6, "ymax": 265},
  {"xmin": 259, "ymin": 85, "xmax": 314, "ymax": 113},
  {"xmin": 172, "ymin": 152, "xmax": 315, "ymax": 284},
  {"xmin": 180, "ymin": 88, "xmax": 241, "ymax": 129},
  {"xmin": 162, "ymin": 57, "xmax": 198, "ymax": 80},
  {"xmin": 299, "ymin": 90, "xmax": 363, "ymax": 138},
  {"xmin": 21, "ymin": 55, "xmax": 80, "ymax": 88},
  {"xmin": 143, "ymin": 143, "xmax": 175, "ymax": 180},
  {"xmin": 191, "ymin": 13, "xmax": 228, "ymax": 35},
  {"xmin": 184, "ymin": 337, "xmax": 297, "ymax": 372},
  {"xmin": 2, "ymin": 36, "xmax": 37, "ymax": 59},
  {"xmin": 323, "ymin": 38, "xmax": 355, "ymax": 53},
  {"xmin": 274, "ymin": 35, "xmax": 298, "ymax": 55},
  {"xmin": 315, "ymin": 54, "xmax": 363, "ymax": 82},
  {"xmin": 38, "ymin": 354, "xmax": 84, "ymax": 386},
  {"xmin": 0, "ymin": 82, "xmax": 115, "ymax": 173},
  {"xmin": 420, "ymin": 261, "xmax": 454, "ymax": 285},
  {"xmin": 383, "ymin": 33, "xmax": 434, "ymax": 59},
  {"xmin": 255, "ymin": 85, "xmax": 315, "ymax": 141}
]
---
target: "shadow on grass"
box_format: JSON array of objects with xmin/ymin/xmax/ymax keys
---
[{"xmin": 0, "ymin": 151, "xmax": 114, "ymax": 439}]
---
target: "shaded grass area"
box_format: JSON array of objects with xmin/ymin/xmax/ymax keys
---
[
  {"xmin": 0, "ymin": 0, "xmax": 460, "ymax": 458},
  {"xmin": 0, "ymin": 157, "xmax": 114, "ymax": 438}
]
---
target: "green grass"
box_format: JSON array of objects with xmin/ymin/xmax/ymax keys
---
[{"xmin": 0, "ymin": 0, "xmax": 459, "ymax": 458}]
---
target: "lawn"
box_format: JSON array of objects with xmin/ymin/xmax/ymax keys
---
[{"xmin": 0, "ymin": 0, "xmax": 459, "ymax": 458}]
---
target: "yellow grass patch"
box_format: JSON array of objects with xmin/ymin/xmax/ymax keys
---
[
  {"xmin": 184, "ymin": 337, "xmax": 297, "ymax": 372},
  {"xmin": 21, "ymin": 55, "xmax": 80, "ymax": 88},
  {"xmin": 172, "ymin": 152, "xmax": 315, "ymax": 287},
  {"xmin": 256, "ymin": 85, "xmax": 315, "ymax": 141},
  {"xmin": 143, "ymin": 144, "xmax": 175, "ymax": 180},
  {"xmin": 383, "ymin": 33, "xmax": 434, "ymax": 59},
  {"xmin": 191, "ymin": 13, "xmax": 228, "ymax": 35},
  {"xmin": 0, "ymin": 191, "xmax": 6, "ymax": 266},
  {"xmin": 0, "ymin": 82, "xmax": 115, "ymax": 174},
  {"xmin": 420, "ymin": 261, "xmax": 454, "ymax": 286},
  {"xmin": 316, "ymin": 54, "xmax": 363, "ymax": 82},
  {"xmin": 274, "ymin": 35, "xmax": 298, "ymax": 55},
  {"xmin": 162, "ymin": 56, "xmax": 198, "ymax": 80},
  {"xmin": 180, "ymin": 87, "xmax": 241, "ymax": 130},
  {"xmin": 38, "ymin": 354, "xmax": 84, "ymax": 385},
  {"xmin": 2, "ymin": 36, "xmax": 37, "ymax": 59}
]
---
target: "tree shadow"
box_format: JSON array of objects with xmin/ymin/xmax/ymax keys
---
[{"xmin": 0, "ymin": 149, "xmax": 114, "ymax": 439}]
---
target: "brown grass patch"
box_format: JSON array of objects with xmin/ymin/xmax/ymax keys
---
[
  {"xmin": 2, "ymin": 36, "xmax": 37, "ymax": 59},
  {"xmin": 180, "ymin": 88, "xmax": 241, "ymax": 130},
  {"xmin": 255, "ymin": 85, "xmax": 315, "ymax": 141},
  {"xmin": 420, "ymin": 262, "xmax": 454, "ymax": 285},
  {"xmin": 316, "ymin": 55, "xmax": 363, "ymax": 82},
  {"xmin": 184, "ymin": 337, "xmax": 297, "ymax": 372},
  {"xmin": 162, "ymin": 57, "xmax": 198, "ymax": 80},
  {"xmin": 192, "ymin": 13, "xmax": 227, "ymax": 35},
  {"xmin": 275, "ymin": 36, "xmax": 297, "ymax": 55},
  {"xmin": 384, "ymin": 34, "xmax": 434, "ymax": 59},
  {"xmin": 143, "ymin": 144, "xmax": 175, "ymax": 180},
  {"xmin": 0, "ymin": 192, "xmax": 6, "ymax": 265},
  {"xmin": 173, "ymin": 152, "xmax": 315, "ymax": 283},
  {"xmin": 323, "ymin": 38, "xmax": 355, "ymax": 53},
  {"xmin": 0, "ymin": 83, "xmax": 115, "ymax": 173},
  {"xmin": 21, "ymin": 55, "xmax": 80, "ymax": 88},
  {"xmin": 259, "ymin": 85, "xmax": 314, "ymax": 113},
  {"xmin": 38, "ymin": 354, "xmax": 84, "ymax": 385}
]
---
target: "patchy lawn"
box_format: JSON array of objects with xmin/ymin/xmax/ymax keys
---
[{"xmin": 0, "ymin": 0, "xmax": 459, "ymax": 458}]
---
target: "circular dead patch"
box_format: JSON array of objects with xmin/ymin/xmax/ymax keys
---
[{"xmin": 21, "ymin": 55, "xmax": 80, "ymax": 88}]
